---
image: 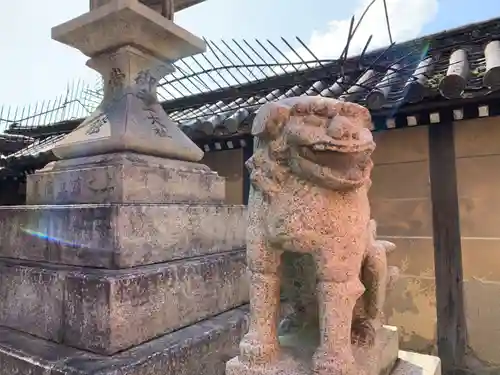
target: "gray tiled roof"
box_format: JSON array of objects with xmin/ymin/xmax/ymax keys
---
[
  {"xmin": 170, "ymin": 43, "xmax": 496, "ymax": 138},
  {"xmin": 0, "ymin": 135, "xmax": 65, "ymax": 177},
  {"xmin": 0, "ymin": 134, "xmax": 35, "ymax": 157},
  {"xmin": 5, "ymin": 135, "xmax": 65, "ymax": 160}
]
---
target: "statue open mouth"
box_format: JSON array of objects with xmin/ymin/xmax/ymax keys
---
[{"xmin": 296, "ymin": 143, "xmax": 373, "ymax": 189}]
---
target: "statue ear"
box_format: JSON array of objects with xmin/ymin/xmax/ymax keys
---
[{"xmin": 251, "ymin": 102, "xmax": 289, "ymax": 140}]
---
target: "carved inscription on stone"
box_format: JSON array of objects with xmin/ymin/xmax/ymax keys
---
[
  {"xmin": 143, "ymin": 106, "xmax": 172, "ymax": 138},
  {"xmin": 85, "ymin": 114, "xmax": 109, "ymax": 135},
  {"xmin": 108, "ymin": 67, "xmax": 126, "ymax": 90}
]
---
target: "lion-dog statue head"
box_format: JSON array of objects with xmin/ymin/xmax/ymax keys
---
[{"xmin": 246, "ymin": 96, "xmax": 376, "ymax": 197}]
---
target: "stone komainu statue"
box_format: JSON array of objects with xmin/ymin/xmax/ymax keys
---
[{"xmin": 237, "ymin": 96, "xmax": 398, "ymax": 375}]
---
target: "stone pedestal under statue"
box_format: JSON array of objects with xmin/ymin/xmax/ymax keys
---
[
  {"xmin": 0, "ymin": 1, "xmax": 249, "ymax": 374},
  {"xmin": 226, "ymin": 325, "xmax": 441, "ymax": 375}
]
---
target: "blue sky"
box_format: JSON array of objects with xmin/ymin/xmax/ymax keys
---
[{"xmin": 0, "ymin": 0, "xmax": 499, "ymax": 112}]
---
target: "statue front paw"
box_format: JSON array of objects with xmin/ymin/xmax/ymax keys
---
[
  {"xmin": 239, "ymin": 332, "xmax": 280, "ymax": 366},
  {"xmin": 312, "ymin": 347, "xmax": 361, "ymax": 375}
]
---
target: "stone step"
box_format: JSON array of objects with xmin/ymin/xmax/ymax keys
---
[
  {"xmin": 0, "ymin": 203, "xmax": 246, "ymax": 268},
  {"xmin": 0, "ymin": 250, "xmax": 248, "ymax": 355},
  {"xmin": 0, "ymin": 306, "xmax": 249, "ymax": 375}
]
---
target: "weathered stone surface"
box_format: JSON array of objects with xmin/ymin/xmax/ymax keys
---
[
  {"xmin": 231, "ymin": 97, "xmax": 396, "ymax": 375},
  {"xmin": 0, "ymin": 260, "xmax": 66, "ymax": 343},
  {"xmin": 27, "ymin": 153, "xmax": 225, "ymax": 205},
  {"xmin": 65, "ymin": 250, "xmax": 248, "ymax": 354},
  {"xmin": 0, "ymin": 251, "xmax": 248, "ymax": 354},
  {"xmin": 375, "ymin": 327, "xmax": 400, "ymax": 375},
  {"xmin": 52, "ymin": 0, "xmax": 205, "ymax": 62},
  {"xmin": 0, "ymin": 306, "xmax": 249, "ymax": 375},
  {"xmin": 392, "ymin": 351, "xmax": 441, "ymax": 375},
  {"xmin": 92, "ymin": 0, "xmax": 206, "ymax": 14},
  {"xmin": 0, "ymin": 203, "xmax": 246, "ymax": 268},
  {"xmin": 50, "ymin": 1, "xmax": 206, "ymax": 162},
  {"xmin": 227, "ymin": 326, "xmax": 399, "ymax": 375},
  {"xmin": 0, "ymin": 208, "xmax": 54, "ymax": 263}
]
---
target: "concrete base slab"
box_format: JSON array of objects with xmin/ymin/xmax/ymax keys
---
[
  {"xmin": 226, "ymin": 348, "xmax": 440, "ymax": 375},
  {"xmin": 0, "ymin": 306, "xmax": 249, "ymax": 375},
  {"xmin": 392, "ymin": 351, "xmax": 442, "ymax": 375}
]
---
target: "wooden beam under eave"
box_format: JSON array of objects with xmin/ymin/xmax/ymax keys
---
[{"xmin": 428, "ymin": 121, "xmax": 467, "ymax": 375}]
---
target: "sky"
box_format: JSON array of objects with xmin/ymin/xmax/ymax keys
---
[{"xmin": 0, "ymin": 0, "xmax": 499, "ymax": 114}]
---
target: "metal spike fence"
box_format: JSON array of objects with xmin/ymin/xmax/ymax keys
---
[
  {"xmin": 0, "ymin": 78, "xmax": 103, "ymax": 134},
  {"xmin": 157, "ymin": 37, "xmax": 339, "ymax": 101},
  {"xmin": 0, "ymin": 35, "xmax": 425, "ymax": 135}
]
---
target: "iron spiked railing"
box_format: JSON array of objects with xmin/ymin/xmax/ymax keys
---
[
  {"xmin": 158, "ymin": 36, "xmax": 339, "ymax": 101},
  {"xmin": 0, "ymin": 79, "xmax": 101, "ymax": 134},
  {"xmin": 0, "ymin": 35, "xmax": 357, "ymax": 135}
]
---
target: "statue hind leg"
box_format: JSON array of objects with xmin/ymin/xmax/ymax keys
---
[
  {"xmin": 351, "ymin": 242, "xmax": 389, "ymax": 346},
  {"xmin": 312, "ymin": 251, "xmax": 365, "ymax": 375}
]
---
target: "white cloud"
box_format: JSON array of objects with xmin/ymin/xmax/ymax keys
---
[{"xmin": 294, "ymin": 0, "xmax": 439, "ymax": 62}]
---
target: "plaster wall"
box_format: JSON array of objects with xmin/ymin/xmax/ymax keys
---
[
  {"xmin": 454, "ymin": 117, "xmax": 500, "ymax": 369},
  {"xmin": 369, "ymin": 126, "xmax": 437, "ymax": 354},
  {"xmin": 201, "ymin": 149, "xmax": 244, "ymax": 205},
  {"xmin": 370, "ymin": 118, "xmax": 500, "ymax": 370}
]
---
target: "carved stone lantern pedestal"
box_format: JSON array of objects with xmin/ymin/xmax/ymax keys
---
[
  {"xmin": 50, "ymin": 0, "xmax": 205, "ymax": 161},
  {"xmin": 27, "ymin": 0, "xmax": 219, "ymax": 204}
]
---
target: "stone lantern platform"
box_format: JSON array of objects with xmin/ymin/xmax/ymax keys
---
[{"xmin": 0, "ymin": 1, "xmax": 249, "ymax": 374}]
